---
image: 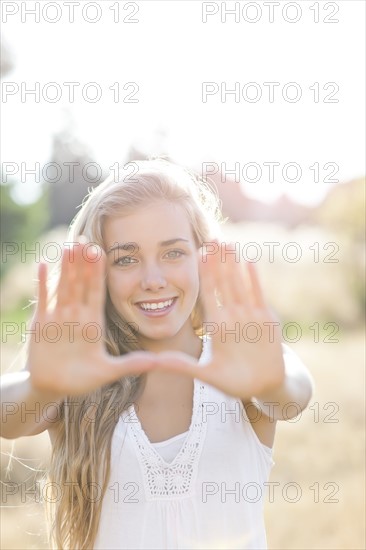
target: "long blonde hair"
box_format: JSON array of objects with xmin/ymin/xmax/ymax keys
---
[{"xmin": 48, "ymin": 158, "xmax": 225, "ymax": 549}]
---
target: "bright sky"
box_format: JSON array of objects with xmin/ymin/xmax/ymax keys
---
[{"xmin": 1, "ymin": 0, "xmax": 365, "ymax": 205}]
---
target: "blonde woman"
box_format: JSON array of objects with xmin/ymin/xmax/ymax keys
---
[{"xmin": 1, "ymin": 158, "xmax": 314, "ymax": 549}]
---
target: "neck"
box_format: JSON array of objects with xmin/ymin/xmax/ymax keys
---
[
  {"xmin": 134, "ymin": 333, "xmax": 203, "ymax": 403},
  {"xmin": 137, "ymin": 328, "xmax": 203, "ymax": 359}
]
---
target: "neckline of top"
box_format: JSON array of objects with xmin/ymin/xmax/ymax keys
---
[{"xmin": 126, "ymin": 337, "xmax": 210, "ymax": 466}]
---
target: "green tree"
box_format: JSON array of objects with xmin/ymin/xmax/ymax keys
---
[{"xmin": 0, "ymin": 182, "xmax": 49, "ymax": 278}]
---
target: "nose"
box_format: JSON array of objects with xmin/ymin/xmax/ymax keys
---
[{"xmin": 140, "ymin": 262, "xmax": 167, "ymax": 292}]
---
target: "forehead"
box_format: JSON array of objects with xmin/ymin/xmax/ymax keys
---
[{"xmin": 103, "ymin": 201, "xmax": 195, "ymax": 246}]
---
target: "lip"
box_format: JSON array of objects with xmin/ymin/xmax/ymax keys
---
[{"xmin": 135, "ymin": 297, "xmax": 178, "ymax": 317}]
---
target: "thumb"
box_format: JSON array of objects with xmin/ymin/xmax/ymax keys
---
[
  {"xmin": 153, "ymin": 351, "xmax": 201, "ymax": 379},
  {"xmin": 107, "ymin": 351, "xmax": 159, "ymax": 378}
]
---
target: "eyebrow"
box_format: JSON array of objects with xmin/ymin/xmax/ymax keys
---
[{"xmin": 107, "ymin": 238, "xmax": 190, "ymax": 255}]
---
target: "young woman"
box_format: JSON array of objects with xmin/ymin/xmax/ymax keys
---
[{"xmin": 1, "ymin": 158, "xmax": 314, "ymax": 549}]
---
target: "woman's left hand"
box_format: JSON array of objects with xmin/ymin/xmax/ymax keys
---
[{"xmin": 156, "ymin": 241, "xmax": 285, "ymax": 400}]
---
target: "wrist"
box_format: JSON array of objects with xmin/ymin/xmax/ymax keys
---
[{"xmin": 26, "ymin": 370, "xmax": 64, "ymax": 404}]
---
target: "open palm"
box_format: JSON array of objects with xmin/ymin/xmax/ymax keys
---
[
  {"xmin": 28, "ymin": 240, "xmax": 157, "ymax": 398},
  {"xmin": 156, "ymin": 241, "xmax": 285, "ymax": 400}
]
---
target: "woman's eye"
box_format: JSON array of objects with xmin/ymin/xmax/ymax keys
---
[
  {"xmin": 113, "ymin": 250, "xmax": 185, "ymax": 265},
  {"xmin": 114, "ymin": 256, "xmax": 136, "ymax": 266},
  {"xmin": 165, "ymin": 250, "xmax": 185, "ymax": 259}
]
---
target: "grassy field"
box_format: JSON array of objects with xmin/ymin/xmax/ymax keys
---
[
  {"xmin": 265, "ymin": 330, "xmax": 365, "ymax": 550},
  {"xmin": 1, "ymin": 331, "xmax": 365, "ymax": 550}
]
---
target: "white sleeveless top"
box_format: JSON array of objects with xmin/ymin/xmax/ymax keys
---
[{"xmin": 94, "ymin": 337, "xmax": 275, "ymax": 550}]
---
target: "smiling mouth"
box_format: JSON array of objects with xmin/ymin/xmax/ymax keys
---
[{"xmin": 135, "ymin": 297, "xmax": 178, "ymax": 313}]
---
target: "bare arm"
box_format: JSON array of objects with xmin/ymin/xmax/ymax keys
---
[
  {"xmin": 252, "ymin": 344, "xmax": 314, "ymax": 421},
  {"xmin": 1, "ymin": 369, "xmax": 63, "ymax": 439}
]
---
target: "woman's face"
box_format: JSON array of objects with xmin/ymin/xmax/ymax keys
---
[{"xmin": 103, "ymin": 200, "xmax": 200, "ymax": 351}]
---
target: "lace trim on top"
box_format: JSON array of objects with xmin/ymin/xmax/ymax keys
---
[{"xmin": 125, "ymin": 340, "xmax": 209, "ymax": 501}]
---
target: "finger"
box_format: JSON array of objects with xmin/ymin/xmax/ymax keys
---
[
  {"xmin": 56, "ymin": 247, "xmax": 71, "ymax": 307},
  {"xmin": 107, "ymin": 351, "xmax": 159, "ymax": 379},
  {"xmin": 154, "ymin": 352, "xmax": 216, "ymax": 389},
  {"xmin": 221, "ymin": 243, "xmax": 252, "ymax": 309},
  {"xmin": 153, "ymin": 351, "xmax": 206, "ymax": 379},
  {"xmin": 68, "ymin": 242, "xmax": 86, "ymax": 304},
  {"xmin": 214, "ymin": 242, "xmax": 235, "ymax": 308},
  {"xmin": 198, "ymin": 248, "xmax": 220, "ymax": 319},
  {"xmin": 85, "ymin": 245, "xmax": 106, "ymax": 315},
  {"xmin": 36, "ymin": 262, "xmax": 48, "ymax": 315},
  {"xmin": 227, "ymin": 255, "xmax": 249, "ymax": 307},
  {"xmin": 246, "ymin": 261, "xmax": 266, "ymax": 309}
]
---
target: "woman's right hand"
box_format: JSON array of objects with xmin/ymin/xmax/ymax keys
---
[{"xmin": 28, "ymin": 239, "xmax": 156, "ymax": 398}]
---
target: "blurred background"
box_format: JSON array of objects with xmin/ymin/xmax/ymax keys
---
[{"xmin": 1, "ymin": 1, "xmax": 365, "ymax": 549}]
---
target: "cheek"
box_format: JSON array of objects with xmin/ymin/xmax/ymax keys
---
[{"xmin": 106, "ymin": 270, "xmax": 133, "ymax": 305}]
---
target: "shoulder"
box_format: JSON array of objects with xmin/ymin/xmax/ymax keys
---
[{"xmin": 242, "ymin": 398, "xmax": 277, "ymax": 449}]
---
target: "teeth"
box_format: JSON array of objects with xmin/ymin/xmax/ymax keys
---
[{"xmin": 140, "ymin": 299, "xmax": 174, "ymax": 311}]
